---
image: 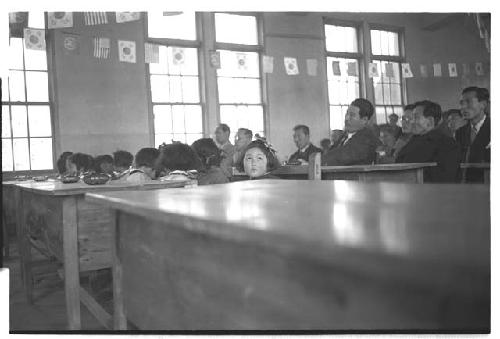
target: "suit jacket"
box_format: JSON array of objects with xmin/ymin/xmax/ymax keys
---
[
  {"xmin": 219, "ymin": 142, "xmax": 235, "ymax": 178},
  {"xmin": 395, "ymin": 128, "xmax": 460, "ymax": 183},
  {"xmin": 288, "ymin": 143, "xmax": 322, "ymax": 163},
  {"xmin": 455, "ymin": 117, "xmax": 490, "ymax": 182},
  {"xmin": 322, "ymin": 127, "xmax": 381, "ymax": 166}
]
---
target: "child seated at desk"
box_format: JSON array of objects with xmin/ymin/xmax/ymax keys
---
[
  {"xmin": 113, "ymin": 150, "xmax": 134, "ymax": 179},
  {"xmin": 56, "ymin": 151, "xmax": 73, "ymax": 176},
  {"xmin": 93, "ymin": 155, "xmax": 114, "ymax": 175},
  {"xmin": 157, "ymin": 143, "xmax": 202, "ymax": 181},
  {"xmin": 66, "ymin": 153, "xmax": 94, "ymax": 176},
  {"xmin": 237, "ymin": 140, "xmax": 280, "ymax": 180},
  {"xmin": 125, "ymin": 148, "xmax": 160, "ymax": 183},
  {"xmin": 191, "ymin": 138, "xmax": 229, "ymax": 185}
]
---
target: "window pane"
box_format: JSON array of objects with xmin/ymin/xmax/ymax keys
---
[
  {"xmin": 220, "ymin": 104, "xmax": 263, "ymax": 141},
  {"xmin": 29, "ymin": 12, "xmax": 45, "ymax": 29},
  {"xmin": 375, "ymin": 106, "xmax": 387, "ymax": 125},
  {"xmin": 218, "ymin": 78, "xmax": 261, "ymax": 104},
  {"xmin": 186, "ymin": 133, "xmax": 203, "ymax": 146},
  {"xmin": 150, "ymin": 75, "xmax": 170, "ymax": 102},
  {"xmin": 25, "ymin": 44, "xmax": 48, "ymax": 70},
  {"xmin": 153, "ymin": 105, "xmax": 173, "ymax": 134},
  {"xmin": 370, "ymin": 30, "xmax": 381, "ymax": 55},
  {"xmin": 217, "ymin": 50, "xmax": 260, "ymax": 78},
  {"xmin": 325, "ymin": 25, "xmax": 358, "ymax": 53},
  {"xmin": 387, "ymin": 31, "xmax": 399, "ymax": 56},
  {"xmin": 374, "ymin": 82, "xmax": 384, "ymax": 104},
  {"xmin": 30, "ymin": 138, "xmax": 53, "ymax": 170},
  {"xmin": 2, "ymin": 139, "xmax": 13, "ymax": 171},
  {"xmin": 171, "ymin": 105, "xmax": 185, "ymax": 133},
  {"xmin": 167, "ymin": 47, "xmax": 199, "ymax": 76},
  {"xmin": 181, "ymin": 76, "xmax": 200, "ymax": 103},
  {"xmin": 155, "ymin": 133, "xmax": 174, "ymax": 146},
  {"xmin": 149, "ymin": 45, "xmax": 168, "ymax": 74},
  {"xmin": 330, "ymin": 105, "xmax": 345, "ymax": 130},
  {"xmin": 371, "ymin": 29, "xmax": 399, "ymax": 56},
  {"xmin": 184, "ymin": 105, "xmax": 202, "ymax": 133},
  {"xmin": 28, "ymin": 105, "xmax": 52, "ymax": 137},
  {"xmin": 167, "ymin": 76, "xmax": 183, "ymax": 102},
  {"xmin": 172, "ymin": 133, "xmax": 187, "ymax": 144},
  {"xmin": 13, "ymin": 138, "xmax": 30, "ymax": 170},
  {"xmin": 326, "ymin": 57, "xmax": 360, "ymax": 106},
  {"xmin": 9, "ymin": 71, "xmax": 26, "ymax": 101},
  {"xmin": 26, "ymin": 71, "xmax": 49, "ymax": 102},
  {"xmin": 11, "ymin": 106, "xmax": 28, "ymax": 137},
  {"xmin": 215, "ymin": 13, "xmax": 258, "ymax": 45},
  {"xmin": 9, "ymin": 38, "xmax": 24, "ymax": 70},
  {"xmin": 147, "ymin": 12, "xmax": 196, "ymax": 40},
  {"xmin": 2, "ymin": 108, "xmax": 12, "ymax": 138},
  {"xmin": 390, "ymin": 84, "xmax": 402, "ymax": 105}
]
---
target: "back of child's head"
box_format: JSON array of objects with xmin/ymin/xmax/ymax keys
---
[
  {"xmin": 113, "ymin": 150, "xmax": 133, "ymax": 170},
  {"xmin": 56, "ymin": 151, "xmax": 73, "ymax": 174},
  {"xmin": 134, "ymin": 148, "xmax": 160, "ymax": 169},
  {"xmin": 191, "ymin": 138, "xmax": 222, "ymax": 169},
  {"xmin": 94, "ymin": 154, "xmax": 114, "ymax": 173},
  {"xmin": 159, "ymin": 143, "xmax": 203, "ymax": 171},
  {"xmin": 67, "ymin": 153, "xmax": 94, "ymax": 173}
]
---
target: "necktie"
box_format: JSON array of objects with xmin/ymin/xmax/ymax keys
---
[{"xmin": 470, "ymin": 125, "xmax": 478, "ymax": 144}]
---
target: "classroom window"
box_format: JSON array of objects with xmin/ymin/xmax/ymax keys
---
[
  {"xmin": 146, "ymin": 12, "xmax": 203, "ymax": 146},
  {"xmin": 371, "ymin": 29, "xmax": 404, "ymax": 125},
  {"xmin": 324, "ymin": 24, "xmax": 362, "ymax": 131},
  {"xmin": 215, "ymin": 13, "xmax": 264, "ymax": 140},
  {"xmin": 2, "ymin": 12, "xmax": 53, "ymax": 172}
]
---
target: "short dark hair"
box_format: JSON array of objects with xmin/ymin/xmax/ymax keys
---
[
  {"xmin": 293, "ymin": 124, "xmax": 310, "ymax": 136},
  {"xmin": 113, "ymin": 150, "xmax": 133, "ymax": 168},
  {"xmin": 238, "ymin": 128, "xmax": 253, "ymax": 139},
  {"xmin": 320, "ymin": 138, "xmax": 331, "ymax": 148},
  {"xmin": 404, "ymin": 104, "xmax": 416, "ymax": 111},
  {"xmin": 93, "ymin": 155, "xmax": 114, "ymax": 172},
  {"xmin": 414, "ymin": 100, "xmax": 442, "ymax": 126},
  {"xmin": 135, "ymin": 148, "xmax": 160, "ymax": 168},
  {"xmin": 379, "ymin": 123, "xmax": 399, "ymax": 139},
  {"xmin": 388, "ymin": 113, "xmax": 399, "ymax": 121},
  {"xmin": 159, "ymin": 143, "xmax": 202, "ymax": 171},
  {"xmin": 462, "ymin": 86, "xmax": 489, "ymax": 102},
  {"xmin": 217, "ymin": 123, "xmax": 230, "ymax": 134},
  {"xmin": 56, "ymin": 151, "xmax": 73, "ymax": 174},
  {"xmin": 191, "ymin": 138, "xmax": 222, "ymax": 169},
  {"xmin": 237, "ymin": 140, "xmax": 280, "ymax": 172},
  {"xmin": 351, "ymin": 98, "xmax": 374, "ymax": 119},
  {"xmin": 67, "ymin": 153, "xmax": 94, "ymax": 172}
]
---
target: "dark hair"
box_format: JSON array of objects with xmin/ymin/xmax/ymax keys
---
[
  {"xmin": 404, "ymin": 104, "xmax": 416, "ymax": 111},
  {"xmin": 159, "ymin": 143, "xmax": 202, "ymax": 171},
  {"xmin": 462, "ymin": 86, "xmax": 489, "ymax": 102},
  {"xmin": 67, "ymin": 153, "xmax": 94, "ymax": 173},
  {"xmin": 94, "ymin": 155, "xmax": 114, "ymax": 173},
  {"xmin": 320, "ymin": 138, "xmax": 331, "ymax": 148},
  {"xmin": 56, "ymin": 151, "xmax": 73, "ymax": 174},
  {"xmin": 379, "ymin": 123, "xmax": 399, "ymax": 139},
  {"xmin": 414, "ymin": 100, "xmax": 442, "ymax": 126},
  {"xmin": 135, "ymin": 148, "xmax": 160, "ymax": 168},
  {"xmin": 217, "ymin": 123, "xmax": 230, "ymax": 134},
  {"xmin": 237, "ymin": 140, "xmax": 280, "ymax": 172},
  {"xmin": 238, "ymin": 128, "xmax": 253, "ymax": 139},
  {"xmin": 113, "ymin": 150, "xmax": 134, "ymax": 168},
  {"xmin": 191, "ymin": 138, "xmax": 222, "ymax": 169},
  {"xmin": 351, "ymin": 98, "xmax": 374, "ymax": 119},
  {"xmin": 293, "ymin": 124, "xmax": 310, "ymax": 136},
  {"xmin": 388, "ymin": 113, "xmax": 399, "ymax": 121}
]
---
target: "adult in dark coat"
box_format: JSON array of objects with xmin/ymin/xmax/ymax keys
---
[
  {"xmin": 396, "ymin": 100, "xmax": 460, "ymax": 183},
  {"xmin": 455, "ymin": 87, "xmax": 491, "ymax": 183},
  {"xmin": 288, "ymin": 124, "xmax": 322, "ymax": 164},
  {"xmin": 323, "ymin": 98, "xmax": 381, "ymax": 165}
]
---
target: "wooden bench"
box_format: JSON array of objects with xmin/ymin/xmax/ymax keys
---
[{"xmin": 460, "ymin": 163, "xmax": 490, "ymax": 184}]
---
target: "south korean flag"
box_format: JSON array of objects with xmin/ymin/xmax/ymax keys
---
[
  {"xmin": 48, "ymin": 12, "xmax": 73, "ymax": 29},
  {"xmin": 24, "ymin": 28, "xmax": 46, "ymax": 50}
]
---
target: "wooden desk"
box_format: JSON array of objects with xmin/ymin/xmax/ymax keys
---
[
  {"xmin": 460, "ymin": 163, "xmax": 490, "ymax": 184},
  {"xmin": 272, "ymin": 163, "xmax": 437, "ymax": 183},
  {"xmin": 8, "ymin": 178, "xmax": 191, "ymax": 330},
  {"xmin": 87, "ymin": 180, "xmax": 490, "ymax": 331}
]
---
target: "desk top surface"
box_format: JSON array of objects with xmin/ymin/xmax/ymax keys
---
[
  {"xmin": 460, "ymin": 163, "xmax": 490, "ymax": 169},
  {"xmin": 272, "ymin": 162, "xmax": 437, "ymax": 175},
  {"xmin": 86, "ymin": 180, "xmax": 489, "ymax": 269}
]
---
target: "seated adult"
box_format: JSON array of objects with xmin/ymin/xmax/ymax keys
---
[
  {"xmin": 395, "ymin": 100, "xmax": 460, "ymax": 183},
  {"xmin": 288, "ymin": 125, "xmax": 322, "ymax": 164},
  {"xmin": 392, "ymin": 104, "xmax": 415, "ymax": 159},
  {"xmin": 236, "ymin": 139, "xmax": 281, "ymax": 180},
  {"xmin": 388, "ymin": 113, "xmax": 403, "ymax": 139},
  {"xmin": 320, "ymin": 138, "xmax": 331, "ymax": 155},
  {"xmin": 322, "ymin": 98, "xmax": 381, "ymax": 166},
  {"xmin": 158, "ymin": 143, "xmax": 203, "ymax": 181},
  {"xmin": 375, "ymin": 124, "xmax": 399, "ymax": 164},
  {"xmin": 446, "ymin": 109, "xmax": 467, "ymax": 139},
  {"xmin": 455, "ymin": 86, "xmax": 490, "ymax": 183},
  {"xmin": 329, "ymin": 129, "xmax": 345, "ymax": 149},
  {"xmin": 214, "ymin": 123, "xmax": 235, "ymax": 178},
  {"xmin": 233, "ymin": 128, "xmax": 253, "ymax": 166},
  {"xmin": 191, "ymin": 138, "xmax": 230, "ymax": 185}
]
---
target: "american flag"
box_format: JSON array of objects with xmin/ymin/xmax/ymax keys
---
[
  {"xmin": 93, "ymin": 37, "xmax": 110, "ymax": 59},
  {"xmin": 84, "ymin": 12, "xmax": 108, "ymax": 25}
]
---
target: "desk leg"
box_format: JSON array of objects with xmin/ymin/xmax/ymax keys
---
[
  {"xmin": 112, "ymin": 210, "xmax": 127, "ymax": 330},
  {"xmin": 62, "ymin": 197, "xmax": 81, "ymax": 330},
  {"xmin": 16, "ymin": 189, "xmax": 34, "ymax": 304},
  {"xmin": 416, "ymin": 169, "xmax": 424, "ymax": 184}
]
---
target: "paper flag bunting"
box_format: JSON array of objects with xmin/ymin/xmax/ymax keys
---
[
  {"xmin": 433, "ymin": 63, "xmax": 442, "ymax": 77},
  {"xmin": 172, "ymin": 47, "xmax": 185, "ymax": 65},
  {"xmin": 84, "ymin": 12, "xmax": 108, "ymax": 25},
  {"xmin": 332, "ymin": 61, "xmax": 341, "ymax": 76},
  {"xmin": 462, "ymin": 63, "xmax": 470, "ymax": 76},
  {"xmin": 24, "ymin": 28, "xmax": 45, "ymax": 50},
  {"xmin": 9, "ymin": 12, "xmax": 27, "ymax": 23},
  {"xmin": 209, "ymin": 51, "xmax": 220, "ymax": 69},
  {"xmin": 347, "ymin": 62, "xmax": 358, "ymax": 76},
  {"xmin": 62, "ymin": 33, "xmax": 80, "ymax": 55},
  {"xmin": 116, "ymin": 12, "xmax": 141, "ymax": 23},
  {"xmin": 420, "ymin": 65, "xmax": 428, "ymax": 78},
  {"xmin": 368, "ymin": 63, "xmax": 379, "ymax": 78},
  {"xmin": 9, "ymin": 12, "xmax": 28, "ymax": 38},
  {"xmin": 448, "ymin": 63, "xmax": 458, "ymax": 77},
  {"xmin": 401, "ymin": 63, "xmax": 413, "ymax": 78},
  {"xmin": 236, "ymin": 53, "xmax": 247, "ymax": 70},
  {"xmin": 145, "ymin": 43, "xmax": 159, "ymax": 63},
  {"xmin": 306, "ymin": 59, "xmax": 318, "ymax": 76},
  {"xmin": 475, "ymin": 62, "xmax": 484, "ymax": 76},
  {"xmin": 263, "ymin": 55, "xmax": 274, "ymax": 73},
  {"xmin": 385, "ymin": 63, "xmax": 395, "ymax": 78},
  {"xmin": 284, "ymin": 57, "xmax": 299, "ymax": 75},
  {"xmin": 93, "ymin": 37, "xmax": 110, "ymax": 59},
  {"xmin": 118, "ymin": 40, "xmax": 136, "ymax": 63},
  {"xmin": 48, "ymin": 12, "xmax": 73, "ymax": 29}
]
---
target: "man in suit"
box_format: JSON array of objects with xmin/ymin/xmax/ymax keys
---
[
  {"xmin": 455, "ymin": 87, "xmax": 490, "ymax": 183},
  {"xmin": 396, "ymin": 100, "xmax": 460, "ymax": 183},
  {"xmin": 233, "ymin": 128, "xmax": 253, "ymax": 166},
  {"xmin": 214, "ymin": 123, "xmax": 235, "ymax": 178},
  {"xmin": 323, "ymin": 98, "xmax": 381, "ymax": 165},
  {"xmin": 288, "ymin": 125, "xmax": 322, "ymax": 164}
]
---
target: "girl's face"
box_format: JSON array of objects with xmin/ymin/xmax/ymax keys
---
[{"xmin": 244, "ymin": 147, "xmax": 268, "ymax": 178}]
